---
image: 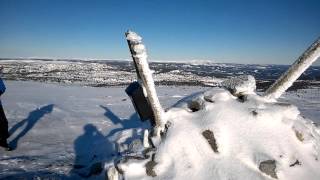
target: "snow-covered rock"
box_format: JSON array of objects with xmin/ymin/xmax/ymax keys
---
[
  {"xmin": 112, "ymin": 88, "xmax": 320, "ymax": 180},
  {"xmin": 221, "ymin": 75, "xmax": 256, "ymax": 96}
]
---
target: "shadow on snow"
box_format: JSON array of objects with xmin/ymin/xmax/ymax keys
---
[
  {"xmin": 70, "ymin": 106, "xmax": 149, "ymax": 178},
  {"xmin": 8, "ymin": 104, "xmax": 54, "ymax": 150},
  {"xmin": 100, "ymin": 105, "xmax": 145, "ymax": 138},
  {"xmin": 70, "ymin": 123, "xmax": 114, "ymax": 178},
  {"xmin": 4, "ymin": 104, "xmax": 148, "ymax": 179}
]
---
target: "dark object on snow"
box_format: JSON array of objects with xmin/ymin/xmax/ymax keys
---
[
  {"xmin": 0, "ymin": 137, "xmax": 12, "ymax": 151},
  {"xmin": 125, "ymin": 82, "xmax": 155, "ymax": 125},
  {"xmin": 251, "ymin": 110, "xmax": 258, "ymax": 116},
  {"xmin": 237, "ymin": 95, "xmax": 248, "ymax": 103},
  {"xmin": 294, "ymin": 130, "xmax": 304, "ymax": 142},
  {"xmin": 202, "ymin": 130, "xmax": 219, "ymax": 153},
  {"xmin": 289, "ymin": 160, "xmax": 301, "ymax": 167},
  {"xmin": 0, "ymin": 78, "xmax": 5, "ymax": 96},
  {"xmin": 259, "ymin": 160, "xmax": 278, "ymax": 179},
  {"xmin": 145, "ymin": 160, "xmax": 157, "ymax": 177},
  {"xmin": 188, "ymin": 98, "xmax": 205, "ymax": 112},
  {"xmin": 0, "ymin": 104, "xmax": 9, "ymax": 144},
  {"xmin": 0, "ymin": 78, "xmax": 11, "ymax": 151}
]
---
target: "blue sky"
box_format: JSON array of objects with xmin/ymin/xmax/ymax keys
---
[{"xmin": 0, "ymin": 0, "xmax": 319, "ymax": 65}]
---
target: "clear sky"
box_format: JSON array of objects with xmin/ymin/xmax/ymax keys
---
[{"xmin": 0, "ymin": 0, "xmax": 319, "ymax": 65}]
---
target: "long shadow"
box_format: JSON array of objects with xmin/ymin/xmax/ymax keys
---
[
  {"xmin": 99, "ymin": 105, "xmax": 145, "ymax": 138},
  {"xmin": 9, "ymin": 104, "xmax": 54, "ymax": 150},
  {"xmin": 71, "ymin": 124, "xmax": 114, "ymax": 178}
]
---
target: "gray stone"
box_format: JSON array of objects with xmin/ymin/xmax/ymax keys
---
[
  {"xmin": 294, "ymin": 130, "xmax": 304, "ymax": 142},
  {"xmin": 145, "ymin": 160, "xmax": 157, "ymax": 177},
  {"xmin": 188, "ymin": 98, "xmax": 205, "ymax": 112},
  {"xmin": 259, "ymin": 160, "xmax": 278, "ymax": 179},
  {"xmin": 221, "ymin": 75, "xmax": 256, "ymax": 96},
  {"xmin": 202, "ymin": 130, "xmax": 219, "ymax": 153}
]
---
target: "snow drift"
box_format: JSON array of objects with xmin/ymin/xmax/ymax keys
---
[{"xmin": 110, "ymin": 77, "xmax": 320, "ymax": 180}]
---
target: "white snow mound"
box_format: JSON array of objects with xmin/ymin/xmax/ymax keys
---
[{"xmin": 117, "ymin": 88, "xmax": 320, "ymax": 180}]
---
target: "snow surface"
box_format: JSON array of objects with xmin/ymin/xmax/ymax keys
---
[
  {"xmin": 0, "ymin": 81, "xmax": 319, "ymax": 179},
  {"xmin": 118, "ymin": 88, "xmax": 320, "ymax": 180},
  {"xmin": 0, "ymin": 81, "xmax": 207, "ymax": 179}
]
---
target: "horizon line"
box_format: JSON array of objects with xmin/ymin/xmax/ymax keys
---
[{"xmin": 0, "ymin": 57, "xmax": 305, "ymax": 66}]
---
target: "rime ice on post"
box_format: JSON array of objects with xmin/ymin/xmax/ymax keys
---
[
  {"xmin": 264, "ymin": 37, "xmax": 320, "ymax": 100},
  {"xmin": 125, "ymin": 30, "xmax": 165, "ymax": 135}
]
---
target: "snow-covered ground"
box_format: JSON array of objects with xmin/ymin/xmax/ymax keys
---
[
  {"xmin": 0, "ymin": 81, "xmax": 319, "ymax": 179},
  {"xmin": 0, "ymin": 81, "xmax": 208, "ymax": 179}
]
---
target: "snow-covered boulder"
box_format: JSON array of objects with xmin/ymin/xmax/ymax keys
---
[
  {"xmin": 221, "ymin": 75, "xmax": 256, "ymax": 96},
  {"xmin": 109, "ymin": 87, "xmax": 320, "ymax": 180}
]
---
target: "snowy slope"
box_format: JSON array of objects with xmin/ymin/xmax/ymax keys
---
[{"xmin": 0, "ymin": 81, "xmax": 319, "ymax": 179}]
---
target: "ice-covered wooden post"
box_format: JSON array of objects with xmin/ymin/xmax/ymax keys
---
[
  {"xmin": 125, "ymin": 30, "xmax": 165, "ymax": 135},
  {"xmin": 264, "ymin": 37, "xmax": 320, "ymax": 100}
]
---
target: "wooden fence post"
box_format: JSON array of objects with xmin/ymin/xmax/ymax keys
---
[{"xmin": 125, "ymin": 30, "xmax": 165, "ymax": 136}]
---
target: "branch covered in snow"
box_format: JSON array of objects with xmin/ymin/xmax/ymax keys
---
[
  {"xmin": 125, "ymin": 30, "xmax": 165, "ymax": 135},
  {"xmin": 264, "ymin": 37, "xmax": 320, "ymax": 100}
]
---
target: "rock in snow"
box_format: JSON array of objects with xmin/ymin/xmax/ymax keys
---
[
  {"xmin": 221, "ymin": 75, "xmax": 256, "ymax": 96},
  {"xmin": 111, "ymin": 85, "xmax": 320, "ymax": 180}
]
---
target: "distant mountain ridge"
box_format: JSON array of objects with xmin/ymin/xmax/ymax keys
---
[{"xmin": 0, "ymin": 59, "xmax": 319, "ymax": 90}]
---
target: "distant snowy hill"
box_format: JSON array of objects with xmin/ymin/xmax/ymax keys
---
[{"xmin": 1, "ymin": 59, "xmax": 319, "ymax": 90}]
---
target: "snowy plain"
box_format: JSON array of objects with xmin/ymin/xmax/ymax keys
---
[
  {"xmin": 0, "ymin": 81, "xmax": 209, "ymax": 179},
  {"xmin": 0, "ymin": 80, "xmax": 319, "ymax": 179}
]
